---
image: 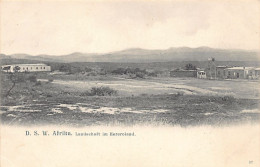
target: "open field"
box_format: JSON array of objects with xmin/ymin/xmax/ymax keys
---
[
  {"xmin": 0, "ymin": 73, "xmax": 259, "ymax": 126},
  {"xmin": 47, "ymin": 76, "xmax": 260, "ymax": 99}
]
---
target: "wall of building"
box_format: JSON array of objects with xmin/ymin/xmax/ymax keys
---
[
  {"xmin": 18, "ymin": 65, "xmax": 51, "ymax": 72},
  {"xmin": 225, "ymin": 69, "xmax": 245, "ymax": 79},
  {"xmin": 245, "ymin": 69, "xmax": 256, "ymax": 79},
  {"xmin": 197, "ymin": 71, "xmax": 206, "ymax": 79},
  {"xmin": 224, "ymin": 68, "xmax": 258, "ymax": 79},
  {"xmin": 2, "ymin": 64, "xmax": 51, "ymax": 73},
  {"xmin": 255, "ymin": 70, "xmax": 260, "ymax": 79}
]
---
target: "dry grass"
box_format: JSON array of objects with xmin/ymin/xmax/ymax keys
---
[{"xmin": 0, "ymin": 73, "xmax": 259, "ymax": 127}]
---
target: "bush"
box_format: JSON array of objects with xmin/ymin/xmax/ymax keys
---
[
  {"xmin": 81, "ymin": 86, "xmax": 118, "ymax": 96},
  {"xmin": 147, "ymin": 72, "xmax": 157, "ymax": 77},
  {"xmin": 27, "ymin": 75, "xmax": 37, "ymax": 82},
  {"xmin": 87, "ymin": 72, "xmax": 97, "ymax": 76},
  {"xmin": 35, "ymin": 81, "xmax": 41, "ymax": 86},
  {"xmin": 222, "ymin": 95, "xmax": 235, "ymax": 102},
  {"xmin": 176, "ymin": 92, "xmax": 184, "ymax": 96},
  {"xmin": 91, "ymin": 86, "xmax": 118, "ymax": 96},
  {"xmin": 16, "ymin": 74, "xmax": 26, "ymax": 83},
  {"xmin": 111, "ymin": 68, "xmax": 126, "ymax": 75},
  {"xmin": 59, "ymin": 64, "xmax": 71, "ymax": 72},
  {"xmin": 85, "ymin": 67, "xmax": 92, "ymax": 72},
  {"xmin": 48, "ymin": 78, "xmax": 54, "ymax": 82},
  {"xmin": 136, "ymin": 72, "xmax": 145, "ymax": 78}
]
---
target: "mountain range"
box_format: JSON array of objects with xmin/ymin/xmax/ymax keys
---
[{"xmin": 0, "ymin": 47, "xmax": 259, "ymax": 63}]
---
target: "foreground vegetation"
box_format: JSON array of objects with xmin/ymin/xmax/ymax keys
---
[{"xmin": 0, "ymin": 72, "xmax": 259, "ymax": 127}]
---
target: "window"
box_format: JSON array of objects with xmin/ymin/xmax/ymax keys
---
[
  {"xmin": 218, "ymin": 71, "xmax": 220, "ymax": 75},
  {"xmin": 31, "ymin": 67, "xmax": 32, "ymax": 69},
  {"xmin": 43, "ymin": 67, "xmax": 45, "ymax": 69},
  {"xmin": 36, "ymin": 67, "xmax": 38, "ymax": 69},
  {"xmin": 40, "ymin": 67, "xmax": 42, "ymax": 69},
  {"xmin": 228, "ymin": 71, "xmax": 231, "ymax": 76},
  {"xmin": 237, "ymin": 72, "xmax": 239, "ymax": 78}
]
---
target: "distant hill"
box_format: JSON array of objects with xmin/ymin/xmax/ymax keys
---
[
  {"xmin": 1, "ymin": 47, "xmax": 259, "ymax": 63},
  {"xmin": 0, "ymin": 54, "xmax": 11, "ymax": 59}
]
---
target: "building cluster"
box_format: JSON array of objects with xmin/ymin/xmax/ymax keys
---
[
  {"xmin": 2, "ymin": 60, "xmax": 260, "ymax": 80},
  {"xmin": 1, "ymin": 64, "xmax": 51, "ymax": 73},
  {"xmin": 171, "ymin": 58, "xmax": 260, "ymax": 80},
  {"xmin": 197, "ymin": 66, "xmax": 260, "ymax": 80}
]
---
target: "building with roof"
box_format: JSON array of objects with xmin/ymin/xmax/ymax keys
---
[
  {"xmin": 254, "ymin": 68, "xmax": 260, "ymax": 79},
  {"xmin": 197, "ymin": 70, "xmax": 207, "ymax": 79},
  {"xmin": 224, "ymin": 67, "xmax": 256, "ymax": 79},
  {"xmin": 1, "ymin": 64, "xmax": 51, "ymax": 73}
]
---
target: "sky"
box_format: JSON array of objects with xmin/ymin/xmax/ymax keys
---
[{"xmin": 1, "ymin": 0, "xmax": 260, "ymax": 55}]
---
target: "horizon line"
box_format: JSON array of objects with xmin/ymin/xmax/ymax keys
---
[{"xmin": 1, "ymin": 46, "xmax": 259, "ymax": 57}]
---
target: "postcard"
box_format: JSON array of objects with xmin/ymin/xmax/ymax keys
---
[{"xmin": 0, "ymin": 0, "xmax": 260, "ymax": 166}]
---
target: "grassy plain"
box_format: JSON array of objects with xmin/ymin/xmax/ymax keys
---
[{"xmin": 0, "ymin": 73, "xmax": 259, "ymax": 126}]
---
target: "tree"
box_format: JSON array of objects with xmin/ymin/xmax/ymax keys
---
[
  {"xmin": 5, "ymin": 66, "xmax": 25, "ymax": 97},
  {"xmin": 111, "ymin": 68, "xmax": 126, "ymax": 75},
  {"xmin": 85, "ymin": 67, "xmax": 92, "ymax": 72},
  {"xmin": 59, "ymin": 64, "xmax": 71, "ymax": 72},
  {"xmin": 185, "ymin": 63, "xmax": 196, "ymax": 70}
]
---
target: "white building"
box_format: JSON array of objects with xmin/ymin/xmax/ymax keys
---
[
  {"xmin": 197, "ymin": 70, "xmax": 207, "ymax": 79},
  {"xmin": 255, "ymin": 68, "xmax": 260, "ymax": 79},
  {"xmin": 1, "ymin": 64, "xmax": 51, "ymax": 73},
  {"xmin": 224, "ymin": 67, "xmax": 256, "ymax": 79}
]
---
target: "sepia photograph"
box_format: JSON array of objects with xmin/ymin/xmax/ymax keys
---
[{"xmin": 0, "ymin": 0, "xmax": 260, "ymax": 166}]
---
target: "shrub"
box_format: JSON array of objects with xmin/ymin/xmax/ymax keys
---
[
  {"xmin": 70, "ymin": 67, "xmax": 82, "ymax": 74},
  {"xmin": 16, "ymin": 74, "xmax": 26, "ymax": 83},
  {"xmin": 111, "ymin": 68, "xmax": 126, "ymax": 75},
  {"xmin": 85, "ymin": 67, "xmax": 92, "ymax": 72},
  {"xmin": 99, "ymin": 70, "xmax": 107, "ymax": 75},
  {"xmin": 91, "ymin": 86, "xmax": 118, "ymax": 96},
  {"xmin": 59, "ymin": 64, "xmax": 71, "ymax": 72},
  {"xmin": 176, "ymin": 92, "xmax": 184, "ymax": 96},
  {"xmin": 147, "ymin": 72, "xmax": 157, "ymax": 77},
  {"xmin": 27, "ymin": 75, "xmax": 37, "ymax": 82},
  {"xmin": 48, "ymin": 78, "xmax": 54, "ymax": 82},
  {"xmin": 185, "ymin": 63, "xmax": 197, "ymax": 70},
  {"xmin": 87, "ymin": 72, "xmax": 97, "ymax": 76},
  {"xmin": 35, "ymin": 81, "xmax": 41, "ymax": 86},
  {"xmin": 222, "ymin": 95, "xmax": 235, "ymax": 102},
  {"xmin": 136, "ymin": 72, "xmax": 145, "ymax": 78},
  {"xmin": 80, "ymin": 91, "xmax": 91, "ymax": 96},
  {"xmin": 81, "ymin": 86, "xmax": 118, "ymax": 96}
]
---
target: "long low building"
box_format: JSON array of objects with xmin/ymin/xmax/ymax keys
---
[
  {"xmin": 1, "ymin": 64, "xmax": 51, "ymax": 73},
  {"xmin": 224, "ymin": 67, "xmax": 256, "ymax": 79},
  {"xmin": 196, "ymin": 66, "xmax": 260, "ymax": 80}
]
